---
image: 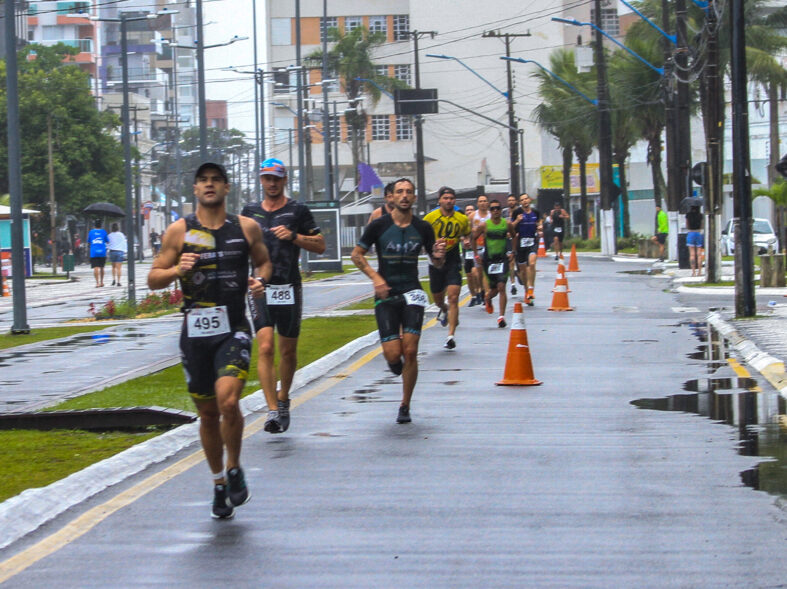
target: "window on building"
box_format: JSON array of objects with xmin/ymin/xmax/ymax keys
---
[
  {"xmin": 28, "ymin": 4, "xmax": 38, "ymax": 15},
  {"xmin": 396, "ymin": 115, "xmax": 413, "ymax": 141},
  {"xmin": 42, "ymin": 26, "xmax": 64, "ymax": 41},
  {"xmin": 273, "ymin": 67, "xmax": 290, "ymax": 94},
  {"xmin": 56, "ymin": 1, "xmax": 89, "ymax": 14},
  {"xmin": 393, "ymin": 15, "xmax": 409, "ymax": 41},
  {"xmin": 371, "ymin": 115, "xmax": 390, "ymax": 141},
  {"xmin": 321, "ymin": 16, "xmax": 338, "ymax": 42},
  {"xmin": 374, "ymin": 64, "xmax": 388, "ymax": 78},
  {"xmin": 589, "ymin": 7, "xmax": 620, "ymax": 37},
  {"xmin": 344, "ymin": 16, "xmax": 362, "ymax": 33},
  {"xmin": 271, "ymin": 18, "xmax": 291, "ymax": 45},
  {"xmin": 369, "ymin": 16, "xmax": 387, "ymax": 35},
  {"xmin": 329, "ymin": 115, "xmax": 341, "ymax": 141},
  {"xmin": 394, "ymin": 64, "xmax": 411, "ymax": 86}
]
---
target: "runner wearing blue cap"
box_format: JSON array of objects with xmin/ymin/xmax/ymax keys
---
[{"xmin": 241, "ymin": 158, "xmax": 326, "ymax": 434}]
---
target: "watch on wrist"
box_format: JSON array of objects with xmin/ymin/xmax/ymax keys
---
[{"xmin": 255, "ymin": 276, "xmax": 267, "ymax": 287}]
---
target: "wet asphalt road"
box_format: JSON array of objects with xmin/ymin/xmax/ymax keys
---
[{"xmin": 3, "ymin": 255, "xmax": 787, "ymax": 587}]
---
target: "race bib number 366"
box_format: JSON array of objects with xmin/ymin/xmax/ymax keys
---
[
  {"xmin": 266, "ymin": 283, "xmax": 295, "ymax": 305},
  {"xmin": 403, "ymin": 289, "xmax": 429, "ymax": 307},
  {"xmin": 187, "ymin": 306, "xmax": 230, "ymax": 338}
]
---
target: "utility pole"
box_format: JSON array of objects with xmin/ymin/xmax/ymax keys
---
[
  {"xmin": 661, "ymin": 0, "xmax": 678, "ymax": 262},
  {"xmin": 730, "ymin": 0, "xmax": 755, "ymax": 317},
  {"xmin": 704, "ymin": 0, "xmax": 722, "ymax": 283},
  {"xmin": 295, "ymin": 0, "xmax": 305, "ymax": 199},
  {"xmin": 593, "ymin": 0, "xmax": 616, "ymax": 255},
  {"xmin": 5, "ymin": 0, "xmax": 29, "ymax": 333},
  {"xmin": 321, "ymin": 0, "xmax": 334, "ymax": 201},
  {"xmin": 48, "ymin": 114, "xmax": 57, "ymax": 275},
  {"xmin": 675, "ymin": 0, "xmax": 692, "ymax": 208},
  {"xmin": 481, "ymin": 30, "xmax": 531, "ymax": 196},
  {"xmin": 404, "ymin": 30, "xmax": 436, "ymax": 215}
]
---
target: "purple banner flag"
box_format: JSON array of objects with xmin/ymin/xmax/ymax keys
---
[{"xmin": 357, "ymin": 162, "xmax": 383, "ymax": 193}]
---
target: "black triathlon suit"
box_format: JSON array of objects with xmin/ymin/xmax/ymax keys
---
[
  {"xmin": 241, "ymin": 199, "xmax": 321, "ymax": 338},
  {"xmin": 358, "ymin": 215, "xmax": 435, "ymax": 343},
  {"xmin": 179, "ymin": 213, "xmax": 253, "ymax": 400},
  {"xmin": 515, "ymin": 209, "xmax": 540, "ymax": 265}
]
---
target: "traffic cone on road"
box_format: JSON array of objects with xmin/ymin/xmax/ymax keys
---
[
  {"xmin": 548, "ymin": 263, "xmax": 574, "ymax": 311},
  {"xmin": 1, "ymin": 278, "xmax": 8, "ymax": 297},
  {"xmin": 567, "ymin": 244, "xmax": 581, "ymax": 272},
  {"xmin": 536, "ymin": 236, "xmax": 547, "ymax": 258},
  {"xmin": 551, "ymin": 262, "xmax": 571, "ymax": 293},
  {"xmin": 496, "ymin": 303, "xmax": 542, "ymax": 386}
]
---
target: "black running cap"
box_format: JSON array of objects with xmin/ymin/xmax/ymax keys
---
[
  {"xmin": 194, "ymin": 162, "xmax": 229, "ymax": 183},
  {"xmin": 438, "ymin": 186, "xmax": 456, "ymax": 197}
]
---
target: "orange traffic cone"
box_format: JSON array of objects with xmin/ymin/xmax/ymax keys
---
[
  {"xmin": 551, "ymin": 262, "xmax": 571, "ymax": 293},
  {"xmin": 567, "ymin": 244, "xmax": 581, "ymax": 272},
  {"xmin": 496, "ymin": 303, "xmax": 541, "ymax": 386},
  {"xmin": 536, "ymin": 236, "xmax": 547, "ymax": 258},
  {"xmin": 548, "ymin": 263, "xmax": 574, "ymax": 311},
  {"xmin": 1, "ymin": 278, "xmax": 8, "ymax": 297}
]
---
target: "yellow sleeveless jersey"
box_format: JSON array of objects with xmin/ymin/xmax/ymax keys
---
[{"xmin": 422, "ymin": 209, "xmax": 470, "ymax": 253}]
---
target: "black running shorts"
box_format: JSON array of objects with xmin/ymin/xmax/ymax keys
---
[
  {"xmin": 179, "ymin": 324, "xmax": 252, "ymax": 400},
  {"xmin": 374, "ymin": 296, "xmax": 425, "ymax": 342},
  {"xmin": 248, "ymin": 283, "xmax": 303, "ymax": 339}
]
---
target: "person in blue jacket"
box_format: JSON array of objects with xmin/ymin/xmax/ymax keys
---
[{"xmin": 88, "ymin": 219, "xmax": 109, "ymax": 287}]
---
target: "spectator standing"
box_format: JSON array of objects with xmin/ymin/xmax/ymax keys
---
[
  {"xmin": 651, "ymin": 204, "xmax": 669, "ymax": 261},
  {"xmin": 107, "ymin": 223, "xmax": 127, "ymax": 287},
  {"xmin": 150, "ymin": 230, "xmax": 162, "ymax": 256}
]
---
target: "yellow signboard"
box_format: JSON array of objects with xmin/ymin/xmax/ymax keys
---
[{"xmin": 540, "ymin": 164, "xmax": 600, "ymax": 195}]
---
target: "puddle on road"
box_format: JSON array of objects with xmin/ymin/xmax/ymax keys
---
[
  {"xmin": 343, "ymin": 388, "xmax": 385, "ymax": 403},
  {"xmin": 0, "ymin": 326, "xmax": 151, "ymax": 367},
  {"xmin": 621, "ymin": 268, "xmax": 664, "ymax": 275},
  {"xmin": 632, "ymin": 321, "xmax": 787, "ymax": 501}
]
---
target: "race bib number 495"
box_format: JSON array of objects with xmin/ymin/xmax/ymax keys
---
[
  {"xmin": 403, "ymin": 289, "xmax": 429, "ymax": 307},
  {"xmin": 187, "ymin": 306, "xmax": 230, "ymax": 338},
  {"xmin": 266, "ymin": 283, "xmax": 295, "ymax": 305}
]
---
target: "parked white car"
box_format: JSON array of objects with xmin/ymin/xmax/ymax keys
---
[{"xmin": 720, "ymin": 218, "xmax": 779, "ymax": 255}]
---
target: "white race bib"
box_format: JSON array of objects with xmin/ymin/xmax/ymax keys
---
[
  {"xmin": 519, "ymin": 237, "xmax": 534, "ymax": 248},
  {"xmin": 403, "ymin": 289, "xmax": 429, "ymax": 307},
  {"xmin": 187, "ymin": 306, "xmax": 230, "ymax": 338},
  {"xmin": 553, "ymin": 227, "xmax": 563, "ymax": 233},
  {"xmin": 488, "ymin": 262, "xmax": 504, "ymax": 275},
  {"xmin": 464, "ymin": 250, "xmax": 474, "ymax": 260},
  {"xmin": 476, "ymin": 246, "xmax": 485, "ymax": 256},
  {"xmin": 266, "ymin": 283, "xmax": 295, "ymax": 305}
]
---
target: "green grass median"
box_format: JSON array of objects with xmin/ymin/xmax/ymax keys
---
[
  {"xmin": 0, "ymin": 315, "xmax": 377, "ymax": 502},
  {"xmin": 0, "ymin": 325, "xmax": 111, "ymax": 351}
]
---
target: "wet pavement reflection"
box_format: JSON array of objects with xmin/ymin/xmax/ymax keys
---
[
  {"xmin": 632, "ymin": 321, "xmax": 787, "ymax": 501},
  {"xmin": 0, "ymin": 321, "xmax": 180, "ymax": 412}
]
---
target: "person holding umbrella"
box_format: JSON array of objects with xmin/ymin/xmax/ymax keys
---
[{"xmin": 88, "ymin": 219, "xmax": 108, "ymax": 287}]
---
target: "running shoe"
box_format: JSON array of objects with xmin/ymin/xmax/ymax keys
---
[
  {"xmin": 436, "ymin": 307, "xmax": 448, "ymax": 327},
  {"xmin": 277, "ymin": 398, "xmax": 291, "ymax": 432},
  {"xmin": 484, "ymin": 298, "xmax": 494, "ymax": 314},
  {"xmin": 388, "ymin": 360, "xmax": 403, "ymax": 376},
  {"xmin": 497, "ymin": 316, "xmax": 507, "ymax": 328},
  {"xmin": 444, "ymin": 335, "xmax": 456, "ymax": 350},
  {"xmin": 526, "ymin": 289, "xmax": 535, "ymax": 306},
  {"xmin": 510, "ymin": 283, "xmax": 517, "ymax": 295},
  {"xmin": 226, "ymin": 467, "xmax": 250, "ymax": 507},
  {"xmin": 468, "ymin": 295, "xmax": 478, "ymax": 307},
  {"xmin": 396, "ymin": 405, "xmax": 411, "ymax": 424},
  {"xmin": 263, "ymin": 410, "xmax": 282, "ymax": 433},
  {"xmin": 211, "ymin": 484, "xmax": 235, "ymax": 519}
]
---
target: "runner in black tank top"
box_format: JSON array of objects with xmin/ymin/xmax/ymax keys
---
[{"xmin": 148, "ymin": 162, "xmax": 271, "ymax": 520}]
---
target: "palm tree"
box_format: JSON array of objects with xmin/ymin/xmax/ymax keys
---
[
  {"xmin": 531, "ymin": 49, "xmax": 596, "ymax": 237},
  {"xmin": 306, "ymin": 26, "xmax": 408, "ymax": 189}
]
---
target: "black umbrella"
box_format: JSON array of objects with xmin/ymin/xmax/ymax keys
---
[
  {"xmin": 679, "ymin": 196, "xmax": 703, "ymax": 213},
  {"xmin": 82, "ymin": 202, "xmax": 125, "ymax": 217}
]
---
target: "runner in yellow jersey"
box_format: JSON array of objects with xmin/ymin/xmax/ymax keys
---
[{"xmin": 423, "ymin": 186, "xmax": 470, "ymax": 350}]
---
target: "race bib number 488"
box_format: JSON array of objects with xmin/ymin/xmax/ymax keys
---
[{"xmin": 266, "ymin": 283, "xmax": 295, "ymax": 305}]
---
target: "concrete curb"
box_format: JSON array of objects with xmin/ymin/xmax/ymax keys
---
[
  {"xmin": 707, "ymin": 311, "xmax": 787, "ymax": 396},
  {"xmin": 0, "ymin": 329, "xmax": 380, "ymax": 551}
]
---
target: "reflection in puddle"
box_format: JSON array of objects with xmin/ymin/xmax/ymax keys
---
[
  {"xmin": 621, "ymin": 268, "xmax": 664, "ymax": 275},
  {"xmin": 633, "ymin": 321, "xmax": 787, "ymax": 501}
]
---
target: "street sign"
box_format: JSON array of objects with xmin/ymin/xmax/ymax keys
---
[{"xmin": 394, "ymin": 89, "xmax": 439, "ymax": 115}]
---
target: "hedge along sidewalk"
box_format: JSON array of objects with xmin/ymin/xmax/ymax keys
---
[{"xmin": 0, "ymin": 328, "xmax": 382, "ymax": 551}]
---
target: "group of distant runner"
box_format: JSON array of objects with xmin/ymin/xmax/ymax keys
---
[{"xmin": 148, "ymin": 161, "xmax": 570, "ymax": 519}]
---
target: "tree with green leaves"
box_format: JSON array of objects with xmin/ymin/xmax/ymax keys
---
[
  {"xmin": 306, "ymin": 26, "xmax": 408, "ymax": 188},
  {"xmin": 152, "ymin": 126, "xmax": 252, "ymax": 214},
  {"xmin": 0, "ymin": 44, "xmax": 125, "ymax": 242},
  {"xmin": 531, "ymin": 49, "xmax": 596, "ymax": 238}
]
